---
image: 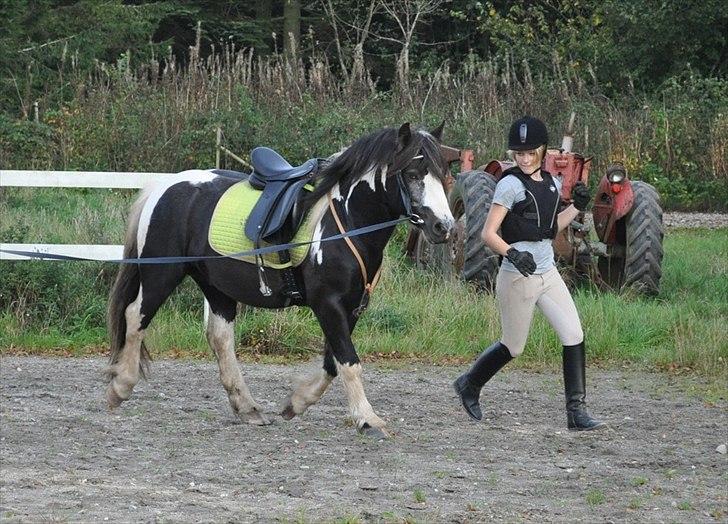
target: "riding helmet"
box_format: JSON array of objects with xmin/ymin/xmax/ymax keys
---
[{"xmin": 508, "ymin": 116, "xmax": 548, "ymax": 151}]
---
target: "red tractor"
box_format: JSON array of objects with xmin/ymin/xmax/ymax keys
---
[{"xmin": 408, "ymin": 115, "xmax": 665, "ymax": 295}]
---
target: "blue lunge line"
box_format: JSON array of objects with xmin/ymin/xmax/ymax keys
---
[{"xmin": 0, "ymin": 217, "xmax": 409, "ymax": 264}]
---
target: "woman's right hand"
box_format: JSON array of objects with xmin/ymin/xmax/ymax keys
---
[{"xmin": 506, "ymin": 247, "xmax": 536, "ymax": 277}]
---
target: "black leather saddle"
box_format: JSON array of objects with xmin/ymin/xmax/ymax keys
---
[{"xmin": 245, "ymin": 147, "xmax": 318, "ymax": 244}]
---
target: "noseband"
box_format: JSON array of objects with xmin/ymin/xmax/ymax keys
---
[{"xmin": 395, "ymin": 154, "xmax": 426, "ymax": 225}]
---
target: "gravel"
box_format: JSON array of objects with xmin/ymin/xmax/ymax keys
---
[{"xmin": 1, "ymin": 356, "xmax": 726, "ymax": 523}]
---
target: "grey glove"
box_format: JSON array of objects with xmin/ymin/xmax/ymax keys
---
[
  {"xmin": 506, "ymin": 247, "xmax": 536, "ymax": 277},
  {"xmin": 572, "ymin": 182, "xmax": 591, "ymax": 211}
]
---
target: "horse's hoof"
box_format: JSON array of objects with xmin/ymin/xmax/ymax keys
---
[
  {"xmin": 106, "ymin": 385, "xmax": 125, "ymax": 410},
  {"xmin": 243, "ymin": 410, "xmax": 272, "ymax": 426},
  {"xmin": 358, "ymin": 423, "xmax": 389, "ymax": 440},
  {"xmin": 280, "ymin": 404, "xmax": 297, "ymax": 420}
]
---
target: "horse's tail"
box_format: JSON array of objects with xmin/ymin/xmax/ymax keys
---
[{"xmin": 107, "ymin": 189, "xmax": 152, "ymax": 377}]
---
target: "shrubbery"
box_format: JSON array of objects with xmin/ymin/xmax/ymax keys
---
[{"xmin": 1, "ymin": 47, "xmax": 725, "ymax": 210}]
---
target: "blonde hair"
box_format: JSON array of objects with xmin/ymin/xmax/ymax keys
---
[{"xmin": 507, "ymin": 144, "xmax": 546, "ymax": 161}]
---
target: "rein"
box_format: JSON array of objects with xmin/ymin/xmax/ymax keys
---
[{"xmin": 0, "ymin": 217, "xmax": 410, "ymax": 265}]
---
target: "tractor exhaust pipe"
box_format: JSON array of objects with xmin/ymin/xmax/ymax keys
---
[{"xmin": 561, "ymin": 112, "xmax": 576, "ymax": 153}]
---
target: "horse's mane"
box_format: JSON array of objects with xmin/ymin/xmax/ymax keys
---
[{"xmin": 302, "ymin": 126, "xmax": 445, "ymax": 213}]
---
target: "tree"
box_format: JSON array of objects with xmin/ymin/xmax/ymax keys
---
[{"xmin": 283, "ymin": 0, "xmax": 301, "ymax": 60}]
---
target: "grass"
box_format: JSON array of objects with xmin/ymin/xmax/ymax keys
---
[
  {"xmin": 1, "ymin": 185, "xmax": 727, "ymax": 388},
  {"xmin": 585, "ymin": 489, "xmax": 606, "ymax": 506},
  {"xmin": 630, "ymin": 476, "xmax": 648, "ymax": 487},
  {"xmin": 413, "ymin": 489, "xmax": 426, "ymax": 503}
]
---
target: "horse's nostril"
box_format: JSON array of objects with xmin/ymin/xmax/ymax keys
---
[{"xmin": 434, "ymin": 221, "xmax": 447, "ymax": 234}]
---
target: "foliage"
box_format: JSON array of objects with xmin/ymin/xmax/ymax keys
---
[
  {"xmin": 0, "ymin": 113, "xmax": 54, "ymax": 169},
  {"xmin": 0, "ymin": 0, "xmax": 179, "ymax": 116}
]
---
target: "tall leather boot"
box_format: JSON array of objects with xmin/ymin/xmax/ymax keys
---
[
  {"xmin": 453, "ymin": 342, "xmax": 512, "ymax": 421},
  {"xmin": 563, "ymin": 342, "xmax": 605, "ymax": 431}
]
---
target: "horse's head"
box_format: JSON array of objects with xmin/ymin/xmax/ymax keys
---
[{"xmin": 392, "ymin": 122, "xmax": 455, "ymax": 244}]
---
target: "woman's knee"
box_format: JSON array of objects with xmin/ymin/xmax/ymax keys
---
[
  {"xmin": 501, "ymin": 338, "xmax": 526, "ymax": 357},
  {"xmin": 560, "ymin": 326, "xmax": 584, "ymax": 347}
]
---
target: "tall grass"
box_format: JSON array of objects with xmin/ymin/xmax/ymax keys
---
[{"xmin": 1, "ymin": 40, "xmax": 726, "ymax": 209}]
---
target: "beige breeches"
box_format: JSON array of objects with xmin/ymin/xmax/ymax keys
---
[{"xmin": 496, "ymin": 266, "xmax": 584, "ymax": 357}]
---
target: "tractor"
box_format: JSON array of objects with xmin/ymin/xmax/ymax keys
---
[{"xmin": 407, "ymin": 114, "xmax": 665, "ymax": 295}]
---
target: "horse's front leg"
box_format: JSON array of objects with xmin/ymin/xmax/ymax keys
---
[
  {"xmin": 281, "ymin": 343, "xmax": 337, "ymax": 419},
  {"xmin": 315, "ymin": 303, "xmax": 388, "ymax": 438}
]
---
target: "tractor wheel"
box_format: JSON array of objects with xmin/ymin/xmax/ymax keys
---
[
  {"xmin": 449, "ymin": 170, "xmax": 500, "ymax": 290},
  {"xmin": 598, "ymin": 181, "xmax": 664, "ymax": 295}
]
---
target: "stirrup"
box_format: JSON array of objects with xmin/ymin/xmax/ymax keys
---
[{"xmin": 256, "ymin": 257, "xmax": 272, "ymax": 296}]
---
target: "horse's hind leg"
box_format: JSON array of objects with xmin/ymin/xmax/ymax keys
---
[
  {"xmin": 281, "ymin": 344, "xmax": 336, "ymax": 419},
  {"xmin": 107, "ymin": 266, "xmax": 185, "ymax": 408},
  {"xmin": 106, "ymin": 285, "xmax": 145, "ymax": 408},
  {"xmin": 197, "ymin": 282, "xmax": 271, "ymax": 425}
]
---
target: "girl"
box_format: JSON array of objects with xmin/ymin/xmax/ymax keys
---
[{"xmin": 453, "ymin": 116, "xmax": 604, "ymax": 431}]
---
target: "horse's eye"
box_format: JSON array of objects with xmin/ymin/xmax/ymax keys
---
[{"xmin": 406, "ymin": 171, "xmax": 421, "ymax": 181}]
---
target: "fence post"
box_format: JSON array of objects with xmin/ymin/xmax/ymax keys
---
[{"xmin": 216, "ymin": 124, "xmax": 222, "ymax": 169}]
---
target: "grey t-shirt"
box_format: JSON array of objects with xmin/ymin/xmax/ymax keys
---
[{"xmin": 492, "ymin": 174, "xmax": 562, "ymax": 274}]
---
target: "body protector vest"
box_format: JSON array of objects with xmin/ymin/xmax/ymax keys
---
[{"xmin": 500, "ymin": 168, "xmax": 561, "ymax": 244}]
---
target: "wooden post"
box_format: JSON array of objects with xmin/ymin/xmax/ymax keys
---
[{"xmin": 216, "ymin": 124, "xmax": 222, "ymax": 169}]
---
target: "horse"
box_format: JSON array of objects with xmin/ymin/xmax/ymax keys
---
[{"xmin": 106, "ymin": 123, "xmax": 455, "ymax": 438}]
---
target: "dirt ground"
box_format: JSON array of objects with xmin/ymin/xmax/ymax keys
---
[{"xmin": 1, "ymin": 356, "xmax": 726, "ymax": 523}]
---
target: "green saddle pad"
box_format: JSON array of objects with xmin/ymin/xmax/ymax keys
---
[{"xmin": 208, "ymin": 181, "xmax": 316, "ymax": 269}]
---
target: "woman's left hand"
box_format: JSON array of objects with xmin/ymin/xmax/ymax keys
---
[{"xmin": 572, "ymin": 182, "xmax": 591, "ymax": 211}]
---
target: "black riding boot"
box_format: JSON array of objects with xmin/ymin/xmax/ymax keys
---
[
  {"xmin": 453, "ymin": 342, "xmax": 513, "ymax": 421},
  {"xmin": 563, "ymin": 342, "xmax": 605, "ymax": 431}
]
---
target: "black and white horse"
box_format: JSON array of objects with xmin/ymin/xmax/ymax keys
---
[{"xmin": 106, "ymin": 123, "xmax": 454, "ymax": 437}]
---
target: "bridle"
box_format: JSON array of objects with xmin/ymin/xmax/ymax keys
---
[
  {"xmin": 396, "ymin": 154, "xmax": 426, "ymax": 226},
  {"xmin": 326, "ymin": 150, "xmax": 438, "ymax": 316}
]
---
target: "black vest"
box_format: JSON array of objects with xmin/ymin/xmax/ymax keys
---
[{"xmin": 500, "ymin": 168, "xmax": 560, "ymax": 244}]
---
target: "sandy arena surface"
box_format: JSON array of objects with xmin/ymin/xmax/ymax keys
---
[{"xmin": 1, "ymin": 356, "xmax": 726, "ymax": 523}]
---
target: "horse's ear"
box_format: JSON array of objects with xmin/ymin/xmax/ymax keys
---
[
  {"xmin": 397, "ymin": 122, "xmax": 412, "ymax": 150},
  {"xmin": 430, "ymin": 120, "xmax": 445, "ymax": 141}
]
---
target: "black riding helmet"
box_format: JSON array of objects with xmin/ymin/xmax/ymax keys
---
[{"xmin": 508, "ymin": 116, "xmax": 548, "ymax": 151}]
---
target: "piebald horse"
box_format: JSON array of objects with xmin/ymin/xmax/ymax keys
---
[{"xmin": 106, "ymin": 123, "xmax": 454, "ymax": 437}]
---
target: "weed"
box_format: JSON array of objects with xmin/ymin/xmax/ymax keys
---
[
  {"xmin": 630, "ymin": 476, "xmax": 648, "ymax": 487},
  {"xmin": 586, "ymin": 489, "xmax": 606, "ymax": 506},
  {"xmin": 413, "ymin": 489, "xmax": 426, "ymax": 503},
  {"xmin": 628, "ymin": 497, "xmax": 643, "ymax": 510}
]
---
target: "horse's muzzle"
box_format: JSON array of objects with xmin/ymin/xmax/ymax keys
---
[{"xmin": 424, "ymin": 217, "xmax": 454, "ymax": 244}]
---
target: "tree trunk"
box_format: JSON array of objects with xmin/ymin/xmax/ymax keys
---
[
  {"xmin": 283, "ymin": 0, "xmax": 301, "ymax": 61},
  {"xmin": 256, "ymin": 0, "xmax": 273, "ymax": 53}
]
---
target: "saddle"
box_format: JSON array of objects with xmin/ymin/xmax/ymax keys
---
[{"xmin": 245, "ymin": 147, "xmax": 318, "ymax": 245}]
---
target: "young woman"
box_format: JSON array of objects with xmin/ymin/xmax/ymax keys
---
[{"xmin": 453, "ymin": 116, "xmax": 604, "ymax": 431}]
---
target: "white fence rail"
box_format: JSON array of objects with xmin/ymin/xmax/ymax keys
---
[
  {"xmin": 0, "ymin": 169, "xmax": 178, "ymax": 261},
  {"xmin": 0, "ymin": 170, "xmax": 180, "ymax": 189},
  {"xmin": 1, "ymin": 169, "xmax": 212, "ymax": 323}
]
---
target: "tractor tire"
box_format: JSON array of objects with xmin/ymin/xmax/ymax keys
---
[
  {"xmin": 598, "ymin": 181, "xmax": 664, "ymax": 295},
  {"xmin": 449, "ymin": 170, "xmax": 500, "ymax": 290}
]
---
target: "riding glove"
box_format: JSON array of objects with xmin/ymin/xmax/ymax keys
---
[
  {"xmin": 572, "ymin": 182, "xmax": 591, "ymax": 211},
  {"xmin": 506, "ymin": 247, "xmax": 536, "ymax": 277}
]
